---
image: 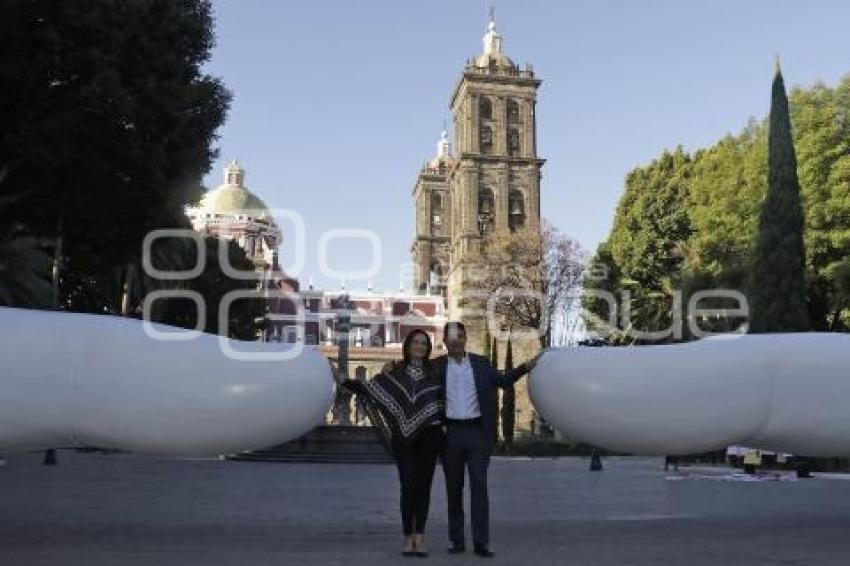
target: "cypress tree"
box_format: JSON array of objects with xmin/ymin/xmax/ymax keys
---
[
  {"xmin": 490, "ymin": 336, "xmax": 504, "ymax": 444},
  {"xmin": 501, "ymin": 338, "xmax": 516, "ymax": 445},
  {"xmin": 749, "ymin": 62, "xmax": 809, "ymax": 333}
]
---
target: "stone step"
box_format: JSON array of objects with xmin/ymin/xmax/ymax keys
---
[
  {"xmin": 229, "ymin": 425, "xmax": 393, "ymax": 464},
  {"xmin": 231, "ymin": 452, "xmax": 392, "ymax": 464}
]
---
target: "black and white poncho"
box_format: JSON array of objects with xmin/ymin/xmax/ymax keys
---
[{"xmin": 345, "ymin": 360, "xmax": 444, "ymax": 446}]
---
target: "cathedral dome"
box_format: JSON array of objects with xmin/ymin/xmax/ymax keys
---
[
  {"xmin": 198, "ymin": 160, "xmax": 273, "ymax": 221},
  {"xmin": 200, "ymin": 184, "xmax": 272, "ymax": 220}
]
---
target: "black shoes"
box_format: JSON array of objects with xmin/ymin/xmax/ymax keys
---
[
  {"xmin": 448, "ymin": 543, "xmax": 493, "ymax": 557},
  {"xmin": 474, "ymin": 544, "xmax": 495, "ymax": 558}
]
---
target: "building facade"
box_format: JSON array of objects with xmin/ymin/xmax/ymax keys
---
[
  {"xmin": 412, "ymin": 16, "xmax": 545, "ymax": 435},
  {"xmin": 188, "ymin": 160, "xmax": 282, "ymax": 272},
  {"xmin": 188, "ymin": 17, "xmax": 547, "ymax": 438},
  {"xmin": 188, "ymin": 161, "xmax": 448, "ymax": 363}
]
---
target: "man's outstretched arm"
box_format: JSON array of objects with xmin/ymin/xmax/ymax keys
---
[{"xmin": 491, "ymin": 350, "xmax": 544, "ymax": 388}]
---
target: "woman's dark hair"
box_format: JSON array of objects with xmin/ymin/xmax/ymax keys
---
[{"xmin": 402, "ymin": 329, "xmax": 432, "ymax": 364}]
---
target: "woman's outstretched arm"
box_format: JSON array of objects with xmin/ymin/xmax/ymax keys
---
[{"xmin": 340, "ymin": 378, "xmax": 368, "ymax": 395}]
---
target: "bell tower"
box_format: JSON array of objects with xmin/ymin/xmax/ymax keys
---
[
  {"xmin": 409, "ymin": 14, "xmax": 545, "ymax": 437},
  {"xmin": 411, "ymin": 131, "xmax": 454, "ymax": 297},
  {"xmin": 444, "ymin": 14, "xmax": 544, "ymax": 353}
]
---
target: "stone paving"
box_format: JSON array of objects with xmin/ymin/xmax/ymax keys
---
[{"xmin": 2, "ymin": 451, "xmax": 850, "ymax": 565}]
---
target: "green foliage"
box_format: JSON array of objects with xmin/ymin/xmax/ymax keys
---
[
  {"xmin": 585, "ymin": 73, "xmax": 850, "ymax": 340},
  {"xmin": 582, "ymin": 242, "xmax": 625, "ymax": 341},
  {"xmin": 0, "ymin": 172, "xmax": 54, "ymax": 308},
  {"xmin": 609, "ymin": 147, "xmax": 692, "ymax": 290},
  {"xmin": 500, "ymin": 338, "xmax": 516, "ymax": 445},
  {"xmin": 749, "ymin": 68, "xmax": 809, "ymax": 332},
  {"xmin": 587, "ymin": 148, "xmax": 692, "ymax": 342},
  {"xmin": 0, "ymin": 0, "xmax": 230, "ymax": 313},
  {"xmin": 0, "ymin": 230, "xmax": 53, "ymax": 308},
  {"xmin": 687, "ymin": 128, "xmax": 765, "ymax": 289},
  {"xmin": 791, "ymin": 80, "xmax": 850, "ymax": 329},
  {"xmin": 145, "ymin": 238, "xmax": 265, "ymax": 340}
]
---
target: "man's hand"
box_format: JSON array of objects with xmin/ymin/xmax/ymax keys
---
[{"xmin": 525, "ymin": 350, "xmax": 546, "ymax": 372}]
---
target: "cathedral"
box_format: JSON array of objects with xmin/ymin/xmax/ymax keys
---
[
  {"xmin": 411, "ymin": 16, "xmax": 545, "ymax": 434},
  {"xmin": 187, "ymin": 15, "xmax": 547, "ymax": 438}
]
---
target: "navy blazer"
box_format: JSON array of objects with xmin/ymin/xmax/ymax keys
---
[{"xmin": 433, "ymin": 352, "xmax": 529, "ymax": 446}]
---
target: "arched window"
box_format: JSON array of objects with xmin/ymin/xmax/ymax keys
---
[
  {"xmin": 431, "ymin": 192, "xmax": 442, "ymax": 212},
  {"xmin": 507, "ymin": 99, "xmax": 520, "ymax": 123},
  {"xmin": 508, "ymin": 189, "xmax": 526, "ymax": 232},
  {"xmin": 431, "ymin": 193, "xmax": 443, "ymax": 235},
  {"xmin": 508, "ymin": 128, "xmax": 521, "ymax": 156},
  {"xmin": 478, "ymin": 186, "xmax": 495, "ymax": 235},
  {"xmin": 480, "ymin": 125, "xmax": 493, "ymax": 154},
  {"xmin": 479, "ymin": 96, "xmax": 493, "ymax": 120},
  {"xmin": 429, "ymin": 261, "xmax": 444, "ymax": 289}
]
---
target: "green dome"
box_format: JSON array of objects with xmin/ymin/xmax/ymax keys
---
[{"xmin": 199, "ymin": 183, "xmax": 273, "ymax": 221}]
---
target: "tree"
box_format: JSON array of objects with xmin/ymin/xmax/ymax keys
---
[
  {"xmin": 481, "ymin": 221, "xmax": 584, "ymax": 348},
  {"xmin": 501, "ymin": 338, "xmax": 516, "ymax": 445},
  {"xmin": 788, "ymin": 80, "xmax": 850, "ymax": 330},
  {"xmin": 0, "ymin": 169, "xmax": 53, "ymax": 308},
  {"xmin": 582, "ymin": 241, "xmax": 623, "ymax": 342},
  {"xmin": 0, "ymin": 0, "xmax": 230, "ymax": 314},
  {"xmin": 143, "ymin": 237, "xmax": 265, "ymax": 340},
  {"xmin": 0, "ymin": 225, "xmax": 53, "ymax": 309},
  {"xmin": 748, "ymin": 64, "xmax": 810, "ymax": 333},
  {"xmin": 586, "ymin": 72, "xmax": 850, "ymax": 340},
  {"xmin": 594, "ymin": 148, "xmax": 692, "ymax": 343},
  {"xmin": 682, "ymin": 129, "xmax": 766, "ymax": 336}
]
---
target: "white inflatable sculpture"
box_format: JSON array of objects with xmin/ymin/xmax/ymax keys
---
[
  {"xmin": 0, "ymin": 307, "xmax": 335, "ymax": 456},
  {"xmin": 530, "ymin": 333, "xmax": 850, "ymax": 457}
]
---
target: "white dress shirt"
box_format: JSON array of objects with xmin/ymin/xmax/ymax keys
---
[{"xmin": 445, "ymin": 354, "xmax": 480, "ymax": 419}]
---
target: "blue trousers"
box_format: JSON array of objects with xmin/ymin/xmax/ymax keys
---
[{"xmin": 442, "ymin": 421, "xmax": 491, "ymax": 547}]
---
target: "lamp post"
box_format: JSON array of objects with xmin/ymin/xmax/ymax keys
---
[{"xmin": 332, "ymin": 294, "xmax": 355, "ymax": 426}]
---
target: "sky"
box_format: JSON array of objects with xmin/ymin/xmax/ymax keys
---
[{"xmin": 203, "ymin": 0, "xmax": 850, "ymax": 293}]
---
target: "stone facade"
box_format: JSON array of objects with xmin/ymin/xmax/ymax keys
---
[
  {"xmin": 282, "ymin": 288, "xmax": 449, "ymax": 426},
  {"xmin": 411, "ymin": 18, "xmax": 546, "ymax": 437}
]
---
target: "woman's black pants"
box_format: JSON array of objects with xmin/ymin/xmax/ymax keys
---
[{"xmin": 392, "ymin": 426, "xmax": 444, "ymax": 536}]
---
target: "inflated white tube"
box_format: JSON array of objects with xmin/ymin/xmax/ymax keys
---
[
  {"xmin": 0, "ymin": 307, "xmax": 335, "ymax": 456},
  {"xmin": 529, "ymin": 334, "xmax": 850, "ymax": 457}
]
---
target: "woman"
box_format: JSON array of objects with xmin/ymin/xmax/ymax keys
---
[{"xmin": 341, "ymin": 329, "xmax": 444, "ymax": 557}]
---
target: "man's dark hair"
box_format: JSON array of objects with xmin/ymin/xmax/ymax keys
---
[{"xmin": 443, "ymin": 321, "xmax": 466, "ymax": 337}]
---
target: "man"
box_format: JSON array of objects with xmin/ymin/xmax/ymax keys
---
[{"xmin": 435, "ymin": 321, "xmax": 540, "ymax": 558}]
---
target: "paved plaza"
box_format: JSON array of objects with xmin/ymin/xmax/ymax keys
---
[{"xmin": 2, "ymin": 451, "xmax": 850, "ymax": 565}]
